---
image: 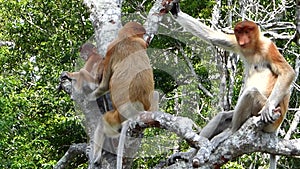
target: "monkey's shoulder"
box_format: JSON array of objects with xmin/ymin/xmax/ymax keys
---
[{"xmin": 109, "ymin": 37, "xmax": 146, "ymax": 51}]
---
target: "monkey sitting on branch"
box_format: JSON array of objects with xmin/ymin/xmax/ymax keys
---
[{"xmin": 167, "ymin": 1, "xmax": 295, "ymax": 168}]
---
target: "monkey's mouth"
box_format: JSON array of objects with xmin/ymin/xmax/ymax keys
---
[{"xmin": 239, "ymin": 44, "xmax": 248, "ymax": 48}]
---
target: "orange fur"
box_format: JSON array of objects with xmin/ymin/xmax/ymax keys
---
[
  {"xmin": 233, "ymin": 20, "xmax": 295, "ymax": 132},
  {"xmin": 91, "ymin": 22, "xmax": 155, "ymax": 137}
]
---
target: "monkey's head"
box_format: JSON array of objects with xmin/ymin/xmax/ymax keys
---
[
  {"xmin": 118, "ymin": 22, "xmax": 146, "ymax": 39},
  {"xmin": 80, "ymin": 43, "xmax": 96, "ymax": 61},
  {"xmin": 234, "ymin": 20, "xmax": 260, "ymax": 49}
]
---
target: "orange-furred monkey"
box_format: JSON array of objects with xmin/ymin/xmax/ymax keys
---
[
  {"xmin": 90, "ymin": 21, "xmax": 155, "ymax": 136},
  {"xmin": 60, "ymin": 43, "xmax": 104, "ymax": 92},
  {"xmin": 170, "ymin": 5, "xmax": 295, "ymax": 169},
  {"xmin": 90, "ymin": 22, "xmax": 157, "ymax": 167}
]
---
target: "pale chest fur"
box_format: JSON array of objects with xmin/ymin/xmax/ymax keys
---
[
  {"xmin": 242, "ymin": 38, "xmax": 277, "ymax": 96},
  {"xmin": 244, "ymin": 62, "xmax": 276, "ymax": 96}
]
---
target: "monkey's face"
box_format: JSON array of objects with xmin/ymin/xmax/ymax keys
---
[
  {"xmin": 79, "ymin": 43, "xmax": 96, "ymax": 61},
  {"xmin": 234, "ymin": 21, "xmax": 258, "ymax": 49}
]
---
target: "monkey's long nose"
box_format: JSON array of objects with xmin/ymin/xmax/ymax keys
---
[
  {"xmin": 238, "ymin": 36, "xmax": 250, "ymax": 48},
  {"xmin": 238, "ymin": 40, "xmax": 246, "ymax": 47}
]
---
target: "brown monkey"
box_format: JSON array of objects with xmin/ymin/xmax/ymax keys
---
[
  {"xmin": 174, "ymin": 11, "xmax": 295, "ymax": 136},
  {"xmin": 171, "ymin": 8, "xmax": 295, "ymax": 168},
  {"xmin": 89, "ymin": 21, "xmax": 154, "ymax": 136},
  {"xmin": 172, "ymin": 9, "xmax": 295, "ymax": 145},
  {"xmin": 60, "ymin": 43, "xmax": 104, "ymax": 92},
  {"xmin": 90, "ymin": 22, "xmax": 157, "ymax": 166}
]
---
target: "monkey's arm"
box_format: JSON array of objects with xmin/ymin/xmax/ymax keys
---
[
  {"xmin": 175, "ymin": 12, "xmax": 239, "ymax": 52},
  {"xmin": 88, "ymin": 60, "xmax": 112, "ymax": 100},
  {"xmin": 89, "ymin": 72, "xmax": 110, "ymax": 100},
  {"xmin": 260, "ymin": 44, "xmax": 295, "ymax": 122}
]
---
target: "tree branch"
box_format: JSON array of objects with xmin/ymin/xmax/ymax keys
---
[
  {"xmin": 159, "ymin": 115, "xmax": 300, "ymax": 168},
  {"xmin": 54, "ymin": 143, "xmax": 87, "ymax": 169},
  {"xmin": 152, "ymin": 112, "xmax": 300, "ymax": 168}
]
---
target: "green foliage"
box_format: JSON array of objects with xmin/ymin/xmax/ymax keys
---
[
  {"xmin": 0, "ymin": 0, "xmax": 299, "ymax": 168},
  {"xmin": 0, "ymin": 0, "xmax": 92, "ymax": 168},
  {"xmin": 222, "ymin": 162, "xmax": 245, "ymax": 169},
  {"xmin": 180, "ymin": 0, "xmax": 215, "ymax": 18}
]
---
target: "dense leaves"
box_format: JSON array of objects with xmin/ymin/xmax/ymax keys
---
[
  {"xmin": 0, "ymin": 0, "xmax": 92, "ymax": 168},
  {"xmin": 0, "ymin": 0, "xmax": 299, "ymax": 168}
]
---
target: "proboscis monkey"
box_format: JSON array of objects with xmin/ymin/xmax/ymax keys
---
[
  {"xmin": 90, "ymin": 22, "xmax": 158, "ymax": 168},
  {"xmin": 60, "ymin": 43, "xmax": 104, "ymax": 92},
  {"xmin": 169, "ymin": 3, "xmax": 295, "ymax": 169}
]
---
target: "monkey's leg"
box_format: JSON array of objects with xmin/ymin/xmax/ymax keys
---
[
  {"xmin": 77, "ymin": 69, "xmax": 99, "ymax": 90},
  {"xmin": 199, "ymin": 111, "xmax": 233, "ymax": 140},
  {"xmin": 89, "ymin": 65, "xmax": 112, "ymax": 100},
  {"xmin": 60, "ymin": 70, "xmax": 98, "ymax": 92},
  {"xmin": 60, "ymin": 71, "xmax": 74, "ymax": 80},
  {"xmin": 210, "ymin": 88, "xmax": 267, "ymax": 148},
  {"xmin": 103, "ymin": 110, "xmax": 122, "ymax": 137},
  {"xmin": 231, "ymin": 87, "xmax": 267, "ymax": 132}
]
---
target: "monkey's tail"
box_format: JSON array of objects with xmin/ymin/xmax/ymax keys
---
[{"xmin": 116, "ymin": 120, "xmax": 130, "ymax": 169}]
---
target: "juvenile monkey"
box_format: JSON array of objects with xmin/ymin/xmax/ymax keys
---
[
  {"xmin": 91, "ymin": 22, "xmax": 157, "ymax": 167},
  {"xmin": 170, "ymin": 5, "xmax": 295, "ymax": 168},
  {"xmin": 60, "ymin": 43, "xmax": 104, "ymax": 92}
]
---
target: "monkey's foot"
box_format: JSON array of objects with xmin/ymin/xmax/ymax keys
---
[{"xmin": 210, "ymin": 129, "xmax": 232, "ymax": 149}]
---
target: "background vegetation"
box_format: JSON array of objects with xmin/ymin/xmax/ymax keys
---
[{"xmin": 0, "ymin": 0, "xmax": 299, "ymax": 168}]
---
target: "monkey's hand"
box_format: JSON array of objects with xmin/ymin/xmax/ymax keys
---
[
  {"xmin": 57, "ymin": 71, "xmax": 72, "ymax": 94},
  {"xmin": 260, "ymin": 103, "xmax": 281, "ymax": 124},
  {"xmin": 60, "ymin": 71, "xmax": 72, "ymax": 81},
  {"xmin": 161, "ymin": 0, "xmax": 180, "ymax": 17}
]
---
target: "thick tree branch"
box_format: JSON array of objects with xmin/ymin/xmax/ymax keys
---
[
  {"xmin": 138, "ymin": 111, "xmax": 210, "ymax": 149},
  {"xmin": 204, "ymin": 116, "xmax": 300, "ymax": 168},
  {"xmin": 160, "ymin": 115, "xmax": 300, "ymax": 169}
]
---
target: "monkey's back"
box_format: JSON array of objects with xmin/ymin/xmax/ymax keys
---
[{"xmin": 109, "ymin": 37, "xmax": 154, "ymax": 120}]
